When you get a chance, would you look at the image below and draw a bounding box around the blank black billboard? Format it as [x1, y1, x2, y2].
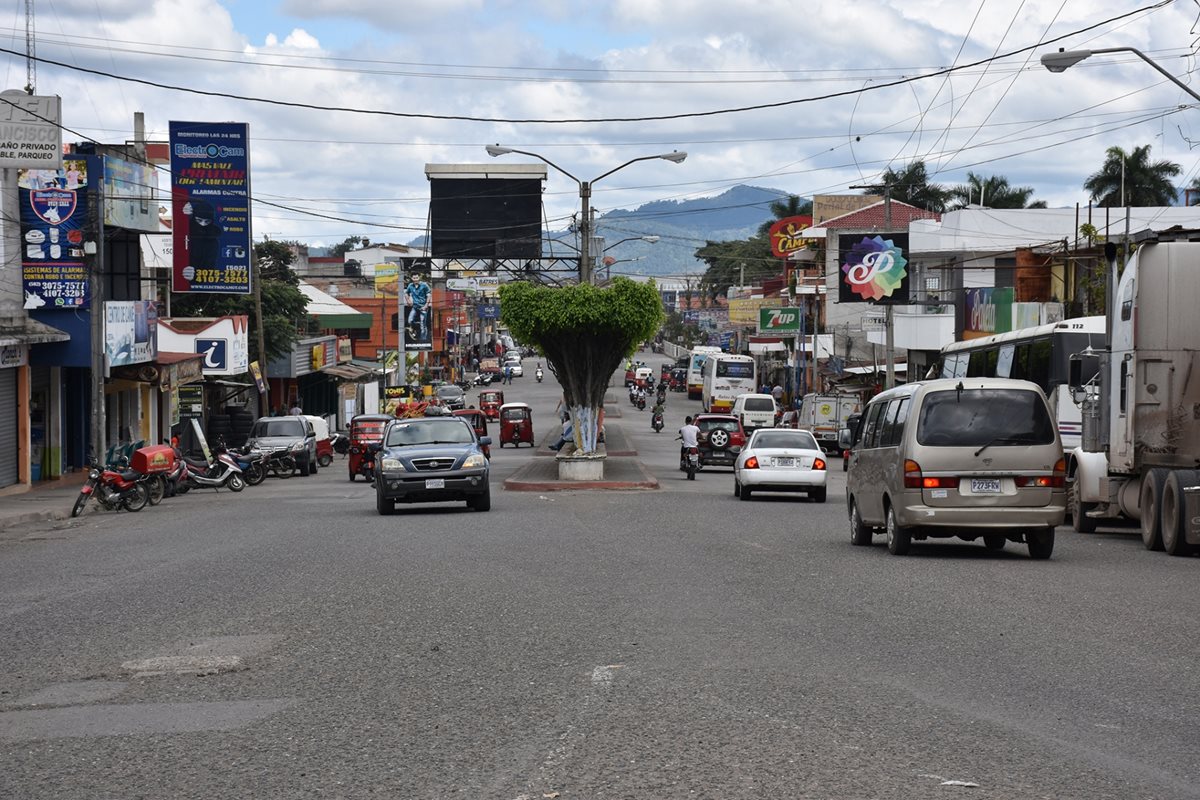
[429, 178, 542, 259]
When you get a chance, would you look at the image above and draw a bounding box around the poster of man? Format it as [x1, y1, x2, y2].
[404, 271, 432, 351]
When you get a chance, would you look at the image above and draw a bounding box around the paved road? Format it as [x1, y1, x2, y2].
[2, 355, 1197, 798]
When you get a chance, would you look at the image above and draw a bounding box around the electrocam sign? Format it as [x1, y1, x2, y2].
[838, 233, 910, 304]
[18, 157, 93, 309]
[169, 121, 252, 295]
[758, 307, 801, 333]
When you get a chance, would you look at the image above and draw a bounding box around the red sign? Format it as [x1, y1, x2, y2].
[768, 215, 814, 259]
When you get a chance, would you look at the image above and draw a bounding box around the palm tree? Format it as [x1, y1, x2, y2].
[1188, 175, 1200, 206]
[1083, 145, 1181, 207]
[756, 194, 813, 236]
[860, 159, 951, 212]
[949, 172, 1047, 209]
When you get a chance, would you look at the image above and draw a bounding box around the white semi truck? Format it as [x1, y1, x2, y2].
[797, 393, 863, 454]
[1069, 233, 1200, 555]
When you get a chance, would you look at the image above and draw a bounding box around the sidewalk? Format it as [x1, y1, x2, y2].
[0, 470, 90, 535]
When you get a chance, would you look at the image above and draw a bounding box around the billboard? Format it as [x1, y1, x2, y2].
[428, 176, 542, 259]
[837, 233, 910, 305]
[758, 307, 801, 333]
[103, 155, 158, 231]
[768, 215, 814, 258]
[104, 300, 158, 367]
[169, 121, 252, 294]
[0, 92, 62, 169]
[403, 269, 433, 352]
[18, 157, 92, 309]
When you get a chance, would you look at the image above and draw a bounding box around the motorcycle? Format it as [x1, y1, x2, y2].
[535, 367, 544, 383]
[258, 447, 297, 479]
[636, 395, 646, 411]
[70, 461, 151, 517]
[214, 438, 267, 486]
[179, 449, 246, 492]
[472, 372, 496, 386]
[108, 454, 167, 506]
[331, 431, 350, 456]
[682, 446, 700, 480]
[651, 410, 664, 433]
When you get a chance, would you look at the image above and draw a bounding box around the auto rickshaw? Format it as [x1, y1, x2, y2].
[498, 402, 534, 448]
[347, 414, 392, 481]
[669, 368, 687, 392]
[479, 389, 505, 421]
[452, 409, 491, 459]
[634, 366, 654, 389]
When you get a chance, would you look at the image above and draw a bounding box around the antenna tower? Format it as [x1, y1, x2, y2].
[25, 0, 36, 94]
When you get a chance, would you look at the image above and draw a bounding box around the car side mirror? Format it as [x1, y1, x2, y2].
[479, 436, 492, 446]
[837, 428, 852, 449]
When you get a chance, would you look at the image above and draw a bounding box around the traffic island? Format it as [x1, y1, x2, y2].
[556, 446, 606, 481]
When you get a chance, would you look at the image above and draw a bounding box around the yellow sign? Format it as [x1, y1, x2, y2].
[374, 263, 399, 299]
[728, 297, 774, 325]
[311, 344, 326, 371]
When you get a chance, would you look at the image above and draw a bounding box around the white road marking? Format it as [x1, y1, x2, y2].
[590, 664, 623, 684]
[121, 655, 242, 676]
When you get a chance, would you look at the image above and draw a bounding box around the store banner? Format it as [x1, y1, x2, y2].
[169, 121, 252, 294]
[104, 300, 159, 368]
[403, 270, 433, 352]
[0, 92, 63, 169]
[18, 156, 93, 309]
[837, 233, 910, 305]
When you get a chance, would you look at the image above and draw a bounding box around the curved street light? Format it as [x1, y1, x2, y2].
[486, 146, 685, 283]
[1041, 46, 1200, 103]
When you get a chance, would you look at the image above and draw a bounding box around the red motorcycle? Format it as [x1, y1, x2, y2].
[70, 461, 151, 517]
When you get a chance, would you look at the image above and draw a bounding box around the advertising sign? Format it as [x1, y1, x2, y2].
[758, 307, 801, 334]
[963, 287, 1014, 340]
[477, 303, 499, 320]
[837, 233, 910, 305]
[728, 297, 773, 325]
[0, 92, 62, 168]
[103, 155, 158, 231]
[104, 300, 158, 367]
[373, 262, 400, 299]
[248, 361, 266, 395]
[18, 157, 91, 309]
[159, 315, 250, 375]
[446, 278, 477, 292]
[768, 215, 814, 258]
[169, 121, 252, 294]
[403, 271, 433, 352]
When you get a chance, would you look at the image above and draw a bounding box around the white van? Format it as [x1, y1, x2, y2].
[732, 393, 777, 432]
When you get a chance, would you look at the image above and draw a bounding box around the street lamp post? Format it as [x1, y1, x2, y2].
[486, 146, 685, 284]
[1041, 47, 1200, 104]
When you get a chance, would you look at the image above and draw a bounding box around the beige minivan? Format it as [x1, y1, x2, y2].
[841, 378, 1065, 559]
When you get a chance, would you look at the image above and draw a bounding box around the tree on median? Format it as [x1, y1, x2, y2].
[499, 278, 664, 455]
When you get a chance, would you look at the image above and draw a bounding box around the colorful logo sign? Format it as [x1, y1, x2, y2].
[758, 307, 801, 333]
[169, 121, 252, 295]
[838, 233, 910, 304]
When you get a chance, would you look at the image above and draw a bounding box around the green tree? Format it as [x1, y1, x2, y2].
[756, 194, 813, 236]
[949, 172, 1046, 209]
[169, 240, 308, 364]
[695, 234, 779, 300]
[860, 159, 951, 212]
[500, 278, 663, 454]
[1188, 175, 1200, 206]
[1083, 144, 1181, 207]
[330, 236, 371, 257]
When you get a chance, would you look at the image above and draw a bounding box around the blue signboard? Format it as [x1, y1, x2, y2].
[195, 338, 228, 371]
[169, 121, 252, 294]
[478, 303, 500, 320]
[18, 156, 95, 309]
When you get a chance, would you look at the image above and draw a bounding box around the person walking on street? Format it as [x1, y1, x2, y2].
[289, 399, 302, 415]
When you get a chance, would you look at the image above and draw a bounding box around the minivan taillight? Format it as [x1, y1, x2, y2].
[1016, 459, 1066, 488]
[904, 459, 958, 489]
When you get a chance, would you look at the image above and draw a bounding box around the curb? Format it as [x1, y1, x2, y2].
[503, 459, 660, 492]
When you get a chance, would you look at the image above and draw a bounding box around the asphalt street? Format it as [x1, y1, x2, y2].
[1, 354, 1197, 799]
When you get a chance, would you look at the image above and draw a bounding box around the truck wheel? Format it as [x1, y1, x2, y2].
[1140, 468, 1169, 551]
[1027, 527, 1054, 559]
[1069, 479, 1098, 533]
[1161, 470, 1197, 557]
[885, 505, 910, 555]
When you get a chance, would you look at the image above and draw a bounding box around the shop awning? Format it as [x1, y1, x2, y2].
[299, 282, 373, 330]
[323, 363, 378, 381]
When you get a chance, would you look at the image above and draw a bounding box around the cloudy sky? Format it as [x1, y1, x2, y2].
[5, 0, 1199, 249]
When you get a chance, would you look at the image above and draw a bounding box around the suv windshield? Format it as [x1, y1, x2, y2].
[385, 419, 474, 447]
[916, 388, 1054, 447]
[437, 386, 463, 399]
[252, 419, 305, 438]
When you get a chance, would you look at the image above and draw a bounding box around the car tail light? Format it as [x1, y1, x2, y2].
[903, 459, 923, 488]
[921, 476, 959, 489]
[813, 458, 827, 471]
[1016, 460, 1066, 488]
[744, 456, 760, 469]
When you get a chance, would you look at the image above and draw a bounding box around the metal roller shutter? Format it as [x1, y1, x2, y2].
[0, 369, 16, 488]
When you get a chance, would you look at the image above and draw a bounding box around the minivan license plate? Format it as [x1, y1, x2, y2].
[971, 478, 1001, 494]
[425, 479, 445, 489]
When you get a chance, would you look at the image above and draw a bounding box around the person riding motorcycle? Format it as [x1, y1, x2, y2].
[535, 363, 544, 382]
[651, 399, 666, 430]
[635, 386, 647, 409]
[678, 415, 700, 467]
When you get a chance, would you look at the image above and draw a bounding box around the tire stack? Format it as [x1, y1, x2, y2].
[206, 413, 232, 447]
[227, 407, 255, 448]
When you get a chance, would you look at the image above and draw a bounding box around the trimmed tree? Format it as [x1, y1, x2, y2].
[500, 278, 664, 455]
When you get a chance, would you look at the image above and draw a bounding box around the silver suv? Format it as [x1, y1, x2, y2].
[247, 415, 319, 476]
[842, 378, 1065, 558]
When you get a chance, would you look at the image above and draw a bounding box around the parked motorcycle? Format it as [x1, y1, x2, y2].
[214, 437, 267, 486]
[70, 461, 151, 517]
[108, 454, 167, 506]
[331, 431, 350, 456]
[180, 449, 246, 492]
[258, 447, 297, 479]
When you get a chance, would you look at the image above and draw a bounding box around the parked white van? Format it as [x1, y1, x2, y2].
[732, 393, 777, 432]
[841, 378, 1066, 559]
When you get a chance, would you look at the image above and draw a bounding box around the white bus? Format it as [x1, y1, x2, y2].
[686, 346, 723, 400]
[702, 353, 757, 413]
[937, 316, 1105, 450]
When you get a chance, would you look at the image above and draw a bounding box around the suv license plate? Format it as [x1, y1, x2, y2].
[971, 478, 1001, 494]
[425, 479, 445, 489]
[774, 457, 795, 467]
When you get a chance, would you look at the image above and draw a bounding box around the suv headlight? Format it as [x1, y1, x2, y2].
[380, 458, 403, 472]
[290, 441, 307, 453]
[461, 453, 487, 469]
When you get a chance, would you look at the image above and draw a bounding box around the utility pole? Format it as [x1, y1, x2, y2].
[90, 178, 106, 464]
[578, 181, 593, 284]
[251, 248, 269, 411]
[883, 187, 895, 390]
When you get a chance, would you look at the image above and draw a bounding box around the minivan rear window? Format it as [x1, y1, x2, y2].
[916, 388, 1054, 447]
[743, 397, 774, 411]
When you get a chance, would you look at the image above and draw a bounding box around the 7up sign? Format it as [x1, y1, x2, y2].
[758, 307, 801, 333]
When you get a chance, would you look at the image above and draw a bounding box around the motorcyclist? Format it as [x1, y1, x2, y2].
[651, 399, 665, 429]
[678, 415, 700, 467]
[535, 363, 544, 382]
[635, 386, 647, 409]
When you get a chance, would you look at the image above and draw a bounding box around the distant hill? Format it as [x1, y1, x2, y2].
[407, 184, 797, 277]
